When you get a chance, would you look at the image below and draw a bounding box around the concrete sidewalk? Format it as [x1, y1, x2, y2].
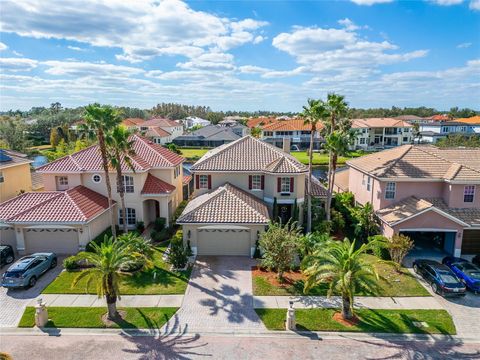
[253, 295, 443, 310]
[28, 294, 183, 308]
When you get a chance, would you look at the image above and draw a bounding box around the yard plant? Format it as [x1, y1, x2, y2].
[387, 234, 414, 272]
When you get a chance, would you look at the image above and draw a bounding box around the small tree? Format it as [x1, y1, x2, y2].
[168, 235, 188, 270]
[353, 202, 379, 243]
[387, 234, 414, 272]
[259, 221, 301, 282]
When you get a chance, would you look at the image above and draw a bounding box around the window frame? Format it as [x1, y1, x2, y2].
[385, 182, 396, 200]
[57, 176, 68, 186]
[251, 175, 262, 190]
[281, 177, 291, 193]
[118, 208, 136, 226]
[464, 185, 475, 203]
[366, 177, 371, 191]
[199, 175, 209, 189]
[121, 175, 134, 193]
[92, 174, 102, 183]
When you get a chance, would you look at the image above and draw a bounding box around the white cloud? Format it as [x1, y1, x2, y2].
[12, 50, 23, 56]
[457, 42, 472, 48]
[470, 0, 480, 10]
[42, 60, 144, 76]
[338, 18, 360, 31]
[350, 0, 394, 5]
[430, 0, 463, 5]
[0, 0, 268, 63]
[0, 42, 8, 51]
[253, 35, 266, 44]
[67, 45, 88, 52]
[0, 57, 38, 72]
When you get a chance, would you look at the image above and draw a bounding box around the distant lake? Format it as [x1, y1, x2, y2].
[32, 155, 48, 168]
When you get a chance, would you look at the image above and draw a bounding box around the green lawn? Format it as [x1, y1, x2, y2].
[255, 309, 456, 335]
[290, 151, 364, 165]
[253, 255, 430, 297]
[43, 248, 191, 295]
[19, 307, 178, 329]
[178, 148, 209, 161]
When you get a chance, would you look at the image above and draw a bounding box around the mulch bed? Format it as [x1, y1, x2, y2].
[252, 266, 305, 287]
[101, 310, 127, 327]
[332, 312, 360, 327]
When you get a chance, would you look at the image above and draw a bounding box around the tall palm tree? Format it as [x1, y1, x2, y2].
[324, 94, 349, 221]
[303, 238, 379, 320]
[81, 104, 122, 238]
[301, 99, 329, 232]
[106, 126, 136, 234]
[72, 236, 139, 319]
[324, 130, 354, 222]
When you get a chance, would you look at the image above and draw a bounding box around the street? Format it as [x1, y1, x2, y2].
[1, 332, 480, 360]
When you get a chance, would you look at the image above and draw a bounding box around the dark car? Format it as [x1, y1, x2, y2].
[0, 245, 15, 267]
[472, 255, 480, 267]
[1, 253, 57, 289]
[413, 259, 466, 297]
[443, 256, 480, 294]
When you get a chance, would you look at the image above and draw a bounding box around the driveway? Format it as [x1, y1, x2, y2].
[0, 259, 64, 327]
[164, 256, 266, 333]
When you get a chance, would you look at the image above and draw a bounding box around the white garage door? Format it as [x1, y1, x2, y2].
[24, 228, 79, 254]
[197, 229, 251, 256]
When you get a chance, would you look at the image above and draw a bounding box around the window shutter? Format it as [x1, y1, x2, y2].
[277, 177, 281, 192]
[261, 175, 265, 190]
[195, 175, 199, 189]
[208, 175, 212, 189]
[248, 175, 252, 190]
[290, 177, 294, 192]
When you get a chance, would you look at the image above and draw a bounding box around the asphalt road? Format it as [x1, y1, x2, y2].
[1, 333, 480, 360]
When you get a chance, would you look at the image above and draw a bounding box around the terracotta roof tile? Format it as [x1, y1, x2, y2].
[191, 136, 307, 174]
[0, 186, 111, 223]
[351, 118, 413, 128]
[122, 118, 145, 127]
[142, 118, 179, 127]
[308, 177, 328, 198]
[456, 116, 480, 124]
[37, 134, 183, 173]
[141, 174, 176, 195]
[145, 127, 171, 138]
[262, 119, 320, 132]
[177, 183, 269, 224]
[182, 175, 192, 185]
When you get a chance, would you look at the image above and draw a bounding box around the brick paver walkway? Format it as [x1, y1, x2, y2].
[163, 256, 266, 333]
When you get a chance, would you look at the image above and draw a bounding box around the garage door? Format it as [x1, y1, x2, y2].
[0, 227, 16, 248]
[24, 228, 79, 254]
[197, 229, 251, 256]
[462, 230, 480, 255]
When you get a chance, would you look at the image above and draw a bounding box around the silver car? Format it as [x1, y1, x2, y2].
[2, 253, 57, 289]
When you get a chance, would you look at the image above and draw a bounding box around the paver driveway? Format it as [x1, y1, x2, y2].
[164, 256, 266, 333]
[0, 260, 64, 327]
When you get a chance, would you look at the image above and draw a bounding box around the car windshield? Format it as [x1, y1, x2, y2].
[4, 270, 24, 277]
[439, 273, 460, 284]
[466, 271, 480, 280]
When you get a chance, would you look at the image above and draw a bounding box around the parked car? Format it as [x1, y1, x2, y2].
[472, 255, 480, 267]
[413, 259, 466, 297]
[442, 256, 480, 294]
[1, 253, 57, 289]
[0, 245, 15, 267]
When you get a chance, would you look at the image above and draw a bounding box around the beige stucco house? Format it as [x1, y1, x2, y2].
[336, 145, 480, 257]
[351, 118, 413, 150]
[0, 135, 185, 255]
[0, 150, 33, 203]
[177, 135, 327, 256]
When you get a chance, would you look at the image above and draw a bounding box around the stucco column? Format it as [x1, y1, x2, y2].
[78, 225, 90, 251]
[454, 230, 463, 257]
[15, 226, 26, 255]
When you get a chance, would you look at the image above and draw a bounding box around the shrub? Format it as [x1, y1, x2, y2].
[150, 228, 169, 243]
[174, 201, 188, 222]
[85, 227, 116, 252]
[154, 217, 167, 232]
[63, 256, 79, 271]
[136, 221, 145, 233]
[297, 232, 331, 258]
[168, 237, 188, 269]
[331, 209, 345, 233]
[313, 220, 332, 234]
[367, 235, 390, 260]
[387, 234, 414, 271]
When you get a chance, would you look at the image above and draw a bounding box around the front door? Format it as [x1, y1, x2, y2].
[277, 204, 292, 224]
[155, 201, 160, 218]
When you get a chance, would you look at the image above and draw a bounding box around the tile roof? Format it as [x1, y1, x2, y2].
[182, 175, 192, 185]
[352, 118, 413, 129]
[333, 168, 350, 192]
[347, 145, 480, 182]
[261, 119, 320, 132]
[425, 114, 450, 121]
[142, 118, 179, 127]
[456, 116, 480, 124]
[177, 183, 270, 224]
[376, 196, 480, 227]
[191, 136, 308, 174]
[145, 127, 171, 138]
[395, 115, 424, 121]
[246, 117, 279, 128]
[308, 177, 328, 198]
[0, 186, 111, 223]
[176, 125, 241, 142]
[122, 118, 145, 127]
[0, 149, 32, 168]
[141, 174, 176, 195]
[37, 134, 184, 173]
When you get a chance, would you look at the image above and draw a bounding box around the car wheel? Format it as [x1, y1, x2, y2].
[28, 276, 37, 288]
[5, 255, 14, 264]
[431, 283, 439, 294]
[413, 264, 419, 274]
[50, 258, 57, 269]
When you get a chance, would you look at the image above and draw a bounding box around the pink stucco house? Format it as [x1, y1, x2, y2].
[336, 145, 480, 257]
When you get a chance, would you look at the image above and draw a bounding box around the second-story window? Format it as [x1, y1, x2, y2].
[464, 185, 475, 203]
[366, 177, 371, 191]
[385, 182, 396, 199]
[278, 177, 293, 193]
[199, 175, 209, 189]
[250, 175, 263, 190]
[121, 175, 134, 193]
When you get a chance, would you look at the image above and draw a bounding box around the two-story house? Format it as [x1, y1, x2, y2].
[351, 118, 413, 150]
[0, 150, 33, 203]
[419, 121, 480, 143]
[0, 135, 184, 255]
[122, 117, 184, 145]
[176, 136, 327, 256]
[337, 145, 480, 257]
[259, 119, 323, 150]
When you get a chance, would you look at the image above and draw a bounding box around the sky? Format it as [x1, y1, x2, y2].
[0, 0, 479, 112]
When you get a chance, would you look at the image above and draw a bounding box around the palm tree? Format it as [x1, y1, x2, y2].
[303, 238, 379, 320]
[106, 126, 136, 234]
[81, 104, 122, 238]
[324, 94, 349, 221]
[301, 99, 329, 232]
[72, 236, 139, 319]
